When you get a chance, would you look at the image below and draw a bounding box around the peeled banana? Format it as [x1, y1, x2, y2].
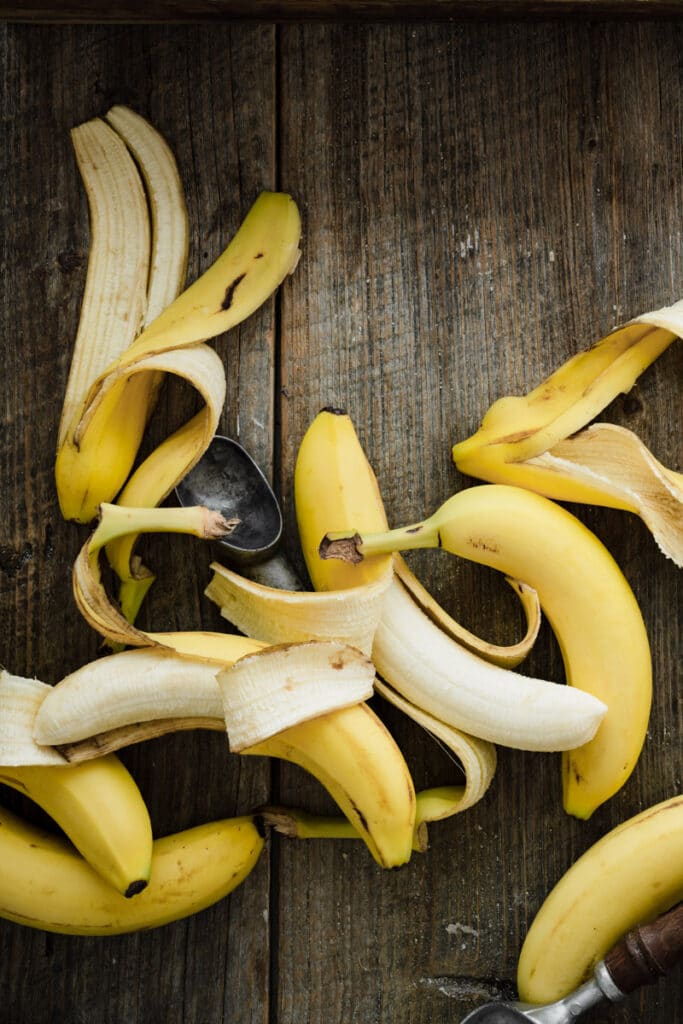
[321, 480, 652, 818]
[517, 794, 683, 1004]
[33, 638, 414, 870]
[0, 803, 263, 935]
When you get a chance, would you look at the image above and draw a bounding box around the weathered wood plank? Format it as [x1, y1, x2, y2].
[0, 17, 680, 1024]
[0, 22, 276, 1024]
[3, 0, 683, 23]
[276, 20, 682, 1024]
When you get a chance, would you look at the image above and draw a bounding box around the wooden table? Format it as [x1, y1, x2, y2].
[1, 11, 681, 1023]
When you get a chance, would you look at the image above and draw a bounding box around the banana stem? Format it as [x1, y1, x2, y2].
[261, 808, 358, 841]
[320, 520, 438, 563]
[90, 502, 239, 553]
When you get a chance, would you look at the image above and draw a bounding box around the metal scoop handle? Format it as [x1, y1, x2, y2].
[602, 899, 683, 995]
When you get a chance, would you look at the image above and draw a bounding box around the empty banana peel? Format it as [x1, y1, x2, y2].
[452, 300, 683, 566]
[56, 107, 302, 626]
[73, 502, 240, 650]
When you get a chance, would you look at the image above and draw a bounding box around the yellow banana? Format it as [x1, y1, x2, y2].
[293, 409, 500, 830]
[32, 625, 413, 870]
[243, 703, 416, 867]
[0, 803, 263, 935]
[517, 794, 683, 1004]
[320, 483, 652, 819]
[452, 302, 683, 564]
[0, 668, 153, 896]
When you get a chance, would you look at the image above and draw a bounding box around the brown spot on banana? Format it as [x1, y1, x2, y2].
[221, 272, 247, 311]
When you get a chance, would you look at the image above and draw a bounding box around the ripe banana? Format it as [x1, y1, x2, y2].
[452, 301, 683, 565]
[293, 408, 501, 830]
[32, 638, 414, 870]
[517, 794, 683, 1004]
[321, 483, 652, 819]
[0, 803, 263, 935]
[0, 669, 153, 896]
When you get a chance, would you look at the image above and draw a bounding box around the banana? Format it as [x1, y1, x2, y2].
[0, 803, 263, 935]
[293, 408, 502, 830]
[32, 637, 413, 870]
[321, 483, 652, 819]
[516, 794, 683, 1004]
[243, 702, 416, 867]
[0, 668, 153, 896]
[452, 301, 683, 565]
[56, 107, 301, 631]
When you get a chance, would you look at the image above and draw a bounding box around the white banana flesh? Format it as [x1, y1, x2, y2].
[32, 648, 226, 746]
[372, 577, 607, 751]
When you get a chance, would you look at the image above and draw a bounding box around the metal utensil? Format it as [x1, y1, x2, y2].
[460, 902, 683, 1023]
[175, 435, 304, 590]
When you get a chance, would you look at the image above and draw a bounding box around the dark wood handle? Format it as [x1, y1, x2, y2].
[603, 903, 683, 995]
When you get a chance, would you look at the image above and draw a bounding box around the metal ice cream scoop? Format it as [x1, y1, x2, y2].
[460, 902, 683, 1023]
[175, 434, 303, 590]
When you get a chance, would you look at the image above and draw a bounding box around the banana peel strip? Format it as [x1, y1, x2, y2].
[375, 679, 497, 820]
[0, 672, 67, 766]
[453, 300, 682, 563]
[528, 424, 683, 567]
[59, 108, 302, 625]
[393, 555, 541, 669]
[205, 560, 394, 657]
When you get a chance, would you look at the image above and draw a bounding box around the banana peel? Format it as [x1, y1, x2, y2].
[452, 301, 683, 566]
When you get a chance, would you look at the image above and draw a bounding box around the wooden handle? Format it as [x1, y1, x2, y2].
[603, 902, 683, 995]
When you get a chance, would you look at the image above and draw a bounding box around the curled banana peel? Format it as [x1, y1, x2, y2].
[321, 484, 652, 819]
[452, 301, 683, 566]
[516, 794, 683, 1004]
[56, 107, 302, 622]
[0, 669, 153, 896]
[0, 803, 263, 935]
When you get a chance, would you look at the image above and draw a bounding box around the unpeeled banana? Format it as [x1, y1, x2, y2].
[0, 803, 263, 935]
[517, 794, 683, 1004]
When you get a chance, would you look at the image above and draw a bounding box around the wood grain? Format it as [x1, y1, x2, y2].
[0, 23, 276, 1024]
[0, 16, 681, 1024]
[3, 0, 683, 23]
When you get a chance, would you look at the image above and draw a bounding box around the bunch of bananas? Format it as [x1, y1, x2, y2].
[0, 105, 680, 1008]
